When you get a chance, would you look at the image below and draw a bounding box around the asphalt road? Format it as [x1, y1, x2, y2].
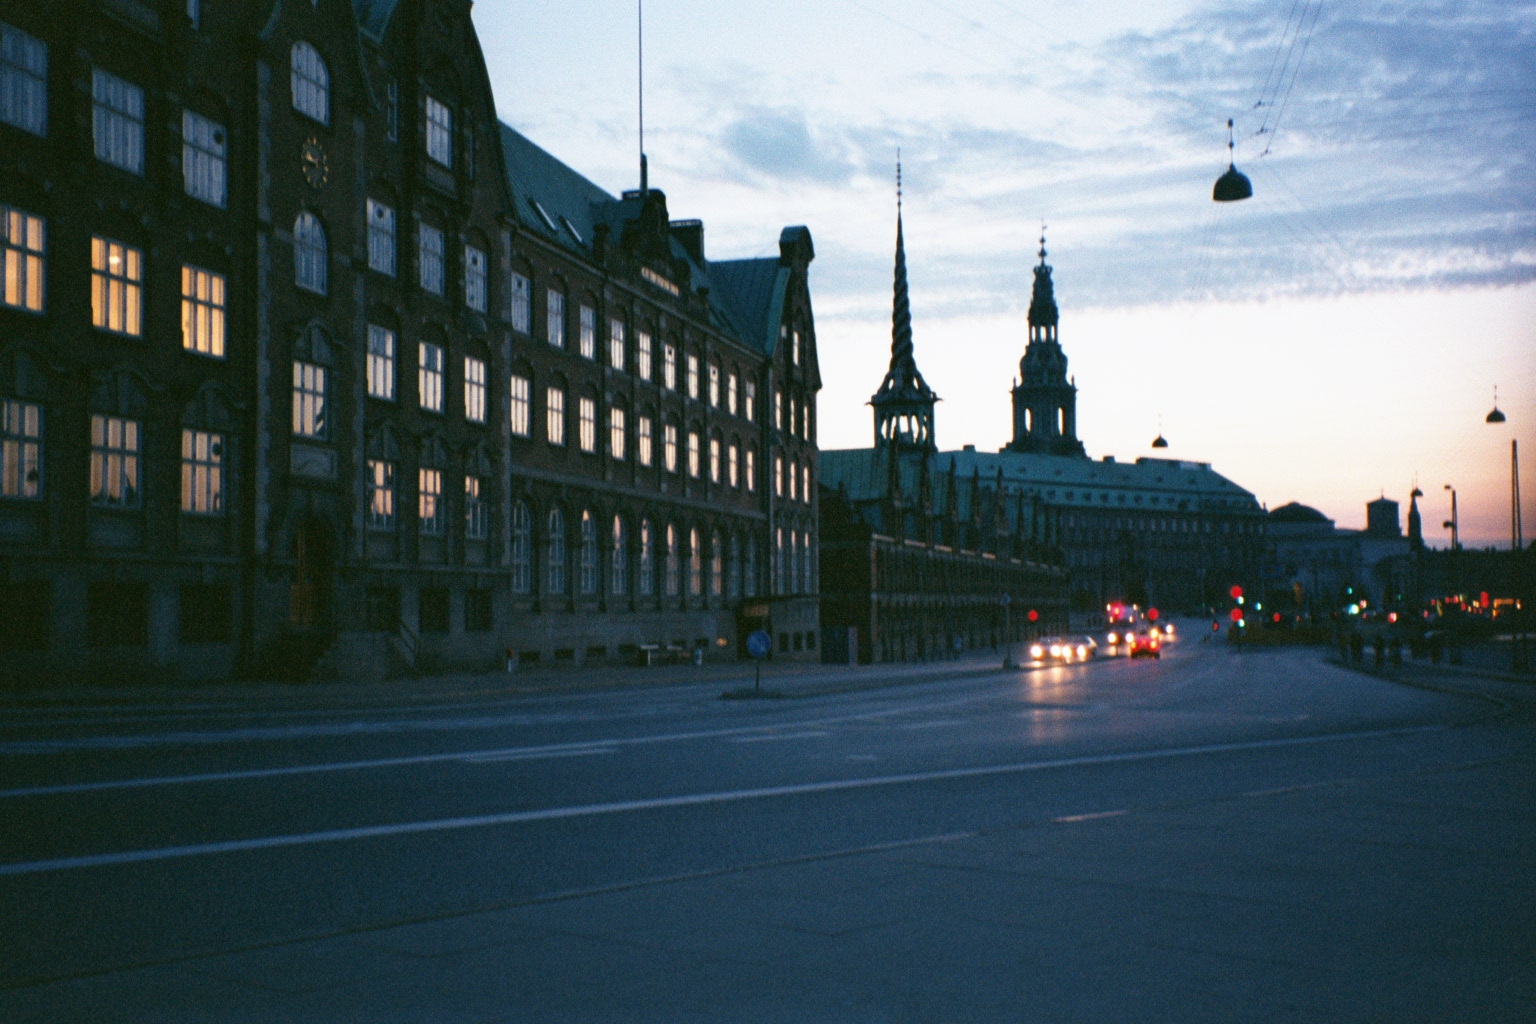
[2, 630, 1532, 1022]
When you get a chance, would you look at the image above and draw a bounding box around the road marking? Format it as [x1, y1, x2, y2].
[460, 746, 615, 763]
[0, 723, 1447, 878]
[1053, 809, 1128, 823]
[897, 719, 965, 730]
[729, 731, 830, 744]
[0, 690, 1017, 799]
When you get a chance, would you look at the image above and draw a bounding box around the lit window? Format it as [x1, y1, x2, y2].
[774, 455, 783, 497]
[1, 399, 42, 499]
[727, 372, 738, 415]
[710, 531, 723, 597]
[181, 111, 226, 207]
[463, 478, 488, 543]
[792, 328, 801, 365]
[464, 356, 486, 423]
[708, 363, 719, 407]
[663, 423, 677, 473]
[367, 200, 395, 276]
[745, 448, 755, 492]
[92, 69, 143, 174]
[290, 42, 328, 124]
[687, 431, 700, 479]
[418, 342, 444, 413]
[418, 467, 443, 535]
[546, 508, 566, 594]
[687, 354, 699, 399]
[1, 204, 45, 313]
[90, 414, 139, 508]
[293, 212, 326, 294]
[509, 272, 530, 333]
[728, 444, 738, 488]
[464, 245, 486, 312]
[367, 459, 395, 530]
[745, 380, 755, 422]
[546, 289, 565, 348]
[509, 374, 530, 437]
[638, 520, 654, 596]
[579, 304, 595, 359]
[366, 324, 395, 400]
[425, 95, 452, 167]
[637, 330, 652, 380]
[546, 386, 565, 445]
[610, 406, 625, 460]
[0, 22, 47, 136]
[579, 510, 598, 594]
[511, 501, 531, 593]
[803, 463, 811, 503]
[180, 266, 226, 358]
[790, 398, 797, 439]
[578, 396, 596, 453]
[638, 415, 652, 467]
[180, 429, 223, 515]
[419, 223, 444, 296]
[663, 343, 676, 390]
[91, 236, 142, 336]
[709, 437, 720, 484]
[775, 389, 783, 431]
[789, 458, 797, 501]
[292, 361, 327, 438]
[609, 319, 625, 370]
[610, 515, 627, 596]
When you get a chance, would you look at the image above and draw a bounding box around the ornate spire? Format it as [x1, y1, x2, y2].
[1027, 224, 1058, 331]
[871, 153, 938, 450]
[890, 155, 914, 374]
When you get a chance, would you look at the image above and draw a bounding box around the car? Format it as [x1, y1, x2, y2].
[1127, 632, 1161, 659]
[1027, 636, 1095, 663]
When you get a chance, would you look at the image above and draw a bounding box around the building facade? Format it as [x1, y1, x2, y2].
[821, 229, 1267, 619]
[0, 0, 819, 683]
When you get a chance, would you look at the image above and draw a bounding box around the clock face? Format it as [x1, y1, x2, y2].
[301, 138, 328, 188]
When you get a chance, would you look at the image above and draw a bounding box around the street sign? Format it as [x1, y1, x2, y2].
[746, 630, 771, 659]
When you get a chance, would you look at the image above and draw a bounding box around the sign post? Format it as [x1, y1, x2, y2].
[1001, 593, 1014, 669]
[746, 629, 771, 693]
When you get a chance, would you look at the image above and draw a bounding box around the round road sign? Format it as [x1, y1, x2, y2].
[746, 630, 772, 659]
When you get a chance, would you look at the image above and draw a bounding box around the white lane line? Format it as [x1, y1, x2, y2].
[0, 722, 1446, 878]
[728, 731, 830, 744]
[1053, 809, 1128, 823]
[0, 690, 1018, 799]
[897, 719, 964, 730]
[460, 746, 616, 763]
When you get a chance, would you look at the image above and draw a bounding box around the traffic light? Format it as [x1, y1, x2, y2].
[1027, 609, 1038, 622]
[1229, 585, 1243, 600]
[1146, 607, 1159, 622]
[1229, 607, 1242, 623]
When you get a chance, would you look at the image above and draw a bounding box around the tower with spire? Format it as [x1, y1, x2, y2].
[1007, 231, 1085, 457]
[870, 160, 938, 453]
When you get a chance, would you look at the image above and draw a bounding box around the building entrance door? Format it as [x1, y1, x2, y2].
[289, 518, 334, 630]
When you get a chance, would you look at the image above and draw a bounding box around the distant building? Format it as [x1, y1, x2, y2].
[1266, 500, 1412, 613]
[821, 229, 1266, 618]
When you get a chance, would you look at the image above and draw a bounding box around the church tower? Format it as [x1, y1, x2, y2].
[870, 166, 938, 453]
[1007, 233, 1086, 457]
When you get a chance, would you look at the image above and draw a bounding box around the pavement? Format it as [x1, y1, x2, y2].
[2, 632, 1532, 1022]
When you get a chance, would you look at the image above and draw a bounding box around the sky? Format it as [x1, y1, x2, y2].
[472, 0, 1536, 548]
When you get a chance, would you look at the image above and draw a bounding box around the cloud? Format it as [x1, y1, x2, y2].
[719, 108, 859, 186]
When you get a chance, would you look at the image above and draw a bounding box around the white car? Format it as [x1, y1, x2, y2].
[1028, 636, 1098, 663]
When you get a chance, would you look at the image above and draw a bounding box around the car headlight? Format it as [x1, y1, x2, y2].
[1030, 645, 1043, 658]
[1049, 645, 1061, 657]
[1107, 632, 1118, 644]
[1077, 645, 1087, 657]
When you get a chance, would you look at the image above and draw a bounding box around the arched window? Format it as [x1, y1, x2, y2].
[290, 42, 329, 124]
[610, 514, 627, 596]
[294, 212, 327, 294]
[511, 501, 531, 593]
[664, 523, 679, 597]
[689, 527, 702, 597]
[638, 518, 654, 597]
[579, 510, 598, 595]
[546, 508, 566, 595]
[728, 533, 741, 599]
[744, 535, 757, 597]
[710, 530, 723, 597]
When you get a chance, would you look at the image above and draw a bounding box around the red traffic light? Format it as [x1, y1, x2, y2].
[1146, 607, 1159, 621]
[1211, 621, 1220, 631]
[1229, 607, 1243, 623]
[1272, 612, 1281, 623]
[1027, 609, 1038, 622]
[1229, 585, 1243, 600]
[1480, 591, 1490, 609]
